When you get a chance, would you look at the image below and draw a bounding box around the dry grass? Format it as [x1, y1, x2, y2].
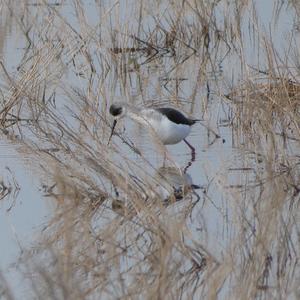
[0, 0, 299, 299]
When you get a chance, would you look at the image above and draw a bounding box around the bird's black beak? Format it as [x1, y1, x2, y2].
[108, 119, 117, 145]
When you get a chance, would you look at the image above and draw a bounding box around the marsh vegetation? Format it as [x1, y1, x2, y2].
[0, 0, 299, 299]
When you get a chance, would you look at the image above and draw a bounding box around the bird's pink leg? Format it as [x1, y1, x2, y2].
[183, 139, 196, 173]
[184, 139, 196, 159]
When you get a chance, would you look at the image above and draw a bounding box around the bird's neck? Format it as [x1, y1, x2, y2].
[127, 111, 148, 126]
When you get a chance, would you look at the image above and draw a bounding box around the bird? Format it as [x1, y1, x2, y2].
[108, 102, 199, 153]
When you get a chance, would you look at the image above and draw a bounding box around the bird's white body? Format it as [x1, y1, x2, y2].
[146, 114, 191, 144]
[128, 108, 192, 145]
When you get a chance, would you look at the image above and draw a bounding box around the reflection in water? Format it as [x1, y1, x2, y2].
[155, 166, 201, 204]
[111, 166, 201, 215]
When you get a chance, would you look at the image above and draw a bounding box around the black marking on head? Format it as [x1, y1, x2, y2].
[156, 107, 196, 126]
[109, 104, 123, 117]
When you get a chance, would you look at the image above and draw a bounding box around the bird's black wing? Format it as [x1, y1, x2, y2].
[156, 107, 196, 126]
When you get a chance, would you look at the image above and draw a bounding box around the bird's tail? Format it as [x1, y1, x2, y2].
[189, 119, 203, 125]
[192, 119, 220, 138]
